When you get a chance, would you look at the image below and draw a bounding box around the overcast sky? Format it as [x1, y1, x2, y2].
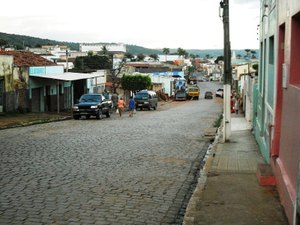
[0, 0, 260, 50]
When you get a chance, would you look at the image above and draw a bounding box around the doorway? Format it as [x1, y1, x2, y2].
[0, 79, 3, 112]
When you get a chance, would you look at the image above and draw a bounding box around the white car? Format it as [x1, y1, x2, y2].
[216, 88, 224, 98]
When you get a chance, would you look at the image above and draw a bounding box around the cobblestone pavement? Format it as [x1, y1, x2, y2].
[0, 91, 222, 225]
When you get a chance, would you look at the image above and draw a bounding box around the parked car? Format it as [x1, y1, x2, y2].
[72, 93, 111, 120]
[205, 91, 213, 99]
[102, 94, 113, 109]
[216, 88, 224, 98]
[134, 90, 158, 110]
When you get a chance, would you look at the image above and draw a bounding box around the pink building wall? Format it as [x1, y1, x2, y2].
[271, 1, 300, 224]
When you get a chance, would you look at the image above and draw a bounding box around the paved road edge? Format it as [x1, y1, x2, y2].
[182, 125, 222, 225]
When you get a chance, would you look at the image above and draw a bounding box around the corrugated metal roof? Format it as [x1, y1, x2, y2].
[30, 72, 102, 81]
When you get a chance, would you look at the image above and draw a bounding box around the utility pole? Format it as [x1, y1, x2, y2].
[57, 81, 60, 114]
[220, 0, 232, 142]
[110, 54, 116, 93]
[66, 50, 69, 72]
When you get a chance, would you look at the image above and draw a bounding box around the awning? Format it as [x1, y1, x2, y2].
[30, 72, 103, 81]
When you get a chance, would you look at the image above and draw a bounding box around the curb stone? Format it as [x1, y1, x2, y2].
[0, 116, 72, 130]
[182, 125, 222, 225]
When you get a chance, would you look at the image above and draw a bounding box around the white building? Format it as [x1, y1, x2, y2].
[131, 72, 176, 97]
[80, 43, 126, 53]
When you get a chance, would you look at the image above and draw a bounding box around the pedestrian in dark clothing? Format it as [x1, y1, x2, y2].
[111, 93, 118, 110]
[128, 96, 135, 117]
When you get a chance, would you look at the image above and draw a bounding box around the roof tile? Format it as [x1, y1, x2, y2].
[0, 50, 56, 67]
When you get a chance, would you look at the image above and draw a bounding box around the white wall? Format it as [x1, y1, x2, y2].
[80, 43, 126, 53]
[87, 70, 107, 94]
[151, 75, 175, 96]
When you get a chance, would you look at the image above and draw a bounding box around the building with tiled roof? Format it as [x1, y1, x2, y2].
[124, 61, 183, 74]
[0, 50, 107, 113]
[0, 51, 59, 112]
[0, 50, 56, 67]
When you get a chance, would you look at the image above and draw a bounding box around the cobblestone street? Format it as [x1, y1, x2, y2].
[0, 89, 222, 225]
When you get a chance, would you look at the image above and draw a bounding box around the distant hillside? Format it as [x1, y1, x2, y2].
[126, 45, 162, 55]
[0, 32, 163, 54]
[185, 49, 224, 58]
[0, 32, 79, 50]
[0, 32, 258, 58]
[126, 47, 226, 58]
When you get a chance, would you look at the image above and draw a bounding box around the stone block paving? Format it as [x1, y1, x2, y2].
[212, 130, 265, 173]
[0, 98, 221, 224]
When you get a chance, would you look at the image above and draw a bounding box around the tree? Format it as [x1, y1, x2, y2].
[110, 58, 127, 93]
[137, 53, 145, 61]
[163, 48, 170, 61]
[73, 55, 112, 71]
[214, 56, 224, 64]
[177, 48, 186, 58]
[244, 49, 257, 61]
[124, 52, 135, 61]
[149, 54, 159, 61]
[250, 50, 257, 59]
[184, 51, 189, 59]
[87, 51, 94, 56]
[121, 74, 152, 92]
[0, 39, 8, 47]
[189, 54, 196, 59]
[252, 64, 259, 76]
[100, 46, 109, 55]
[187, 66, 196, 77]
[244, 49, 251, 59]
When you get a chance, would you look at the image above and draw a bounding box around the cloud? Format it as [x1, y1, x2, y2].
[0, 0, 260, 50]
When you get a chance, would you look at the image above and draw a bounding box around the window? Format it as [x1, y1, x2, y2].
[290, 12, 300, 85]
[269, 36, 274, 65]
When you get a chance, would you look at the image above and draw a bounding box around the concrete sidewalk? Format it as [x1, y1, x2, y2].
[0, 112, 72, 130]
[183, 114, 289, 225]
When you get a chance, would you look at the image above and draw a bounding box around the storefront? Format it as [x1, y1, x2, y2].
[29, 66, 106, 112]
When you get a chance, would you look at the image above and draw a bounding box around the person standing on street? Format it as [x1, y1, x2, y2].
[230, 96, 235, 113]
[117, 97, 125, 117]
[111, 93, 118, 111]
[128, 96, 135, 117]
[234, 95, 239, 114]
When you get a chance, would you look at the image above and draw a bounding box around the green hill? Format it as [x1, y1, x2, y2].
[0, 32, 257, 58]
[126, 45, 161, 55]
[0, 32, 79, 50]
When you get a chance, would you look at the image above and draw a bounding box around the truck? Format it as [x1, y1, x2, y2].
[72, 93, 111, 120]
[173, 78, 187, 101]
[187, 85, 200, 100]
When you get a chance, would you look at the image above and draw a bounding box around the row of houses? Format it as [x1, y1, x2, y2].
[0, 48, 195, 113]
[3, 39, 230, 114]
[235, 1, 300, 224]
[0, 51, 108, 113]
